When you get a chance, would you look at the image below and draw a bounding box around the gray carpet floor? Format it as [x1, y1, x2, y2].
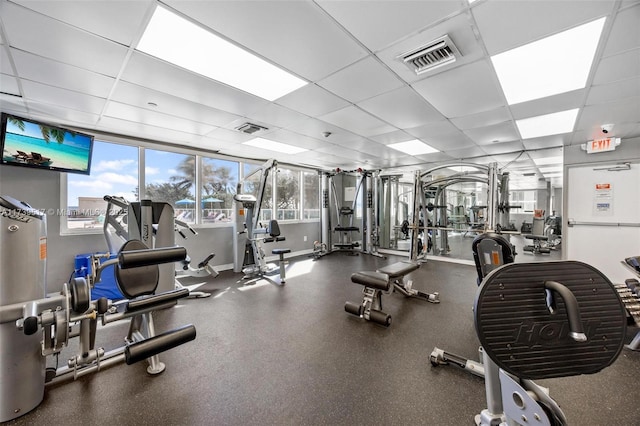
[5, 251, 639, 426]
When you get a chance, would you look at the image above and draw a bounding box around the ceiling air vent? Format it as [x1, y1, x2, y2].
[398, 35, 461, 75]
[235, 122, 268, 134]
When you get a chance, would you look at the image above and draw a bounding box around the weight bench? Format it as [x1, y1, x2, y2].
[344, 261, 439, 327]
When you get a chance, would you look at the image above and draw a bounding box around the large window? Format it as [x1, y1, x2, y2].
[65, 141, 138, 231]
[144, 149, 195, 222]
[63, 138, 320, 234]
[276, 168, 300, 220]
[303, 171, 319, 220]
[509, 190, 537, 214]
[201, 157, 238, 223]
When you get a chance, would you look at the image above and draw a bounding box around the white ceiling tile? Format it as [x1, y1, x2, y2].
[316, 0, 462, 51]
[601, 3, 640, 57]
[165, 0, 368, 81]
[103, 102, 217, 135]
[1, 1, 129, 77]
[521, 134, 572, 150]
[369, 130, 414, 145]
[11, 49, 116, 98]
[449, 107, 512, 130]
[587, 77, 640, 105]
[413, 60, 505, 118]
[12, 0, 154, 46]
[246, 103, 310, 129]
[358, 86, 444, 129]
[1, 47, 13, 75]
[480, 141, 525, 155]
[509, 90, 585, 120]
[287, 117, 363, 143]
[576, 96, 640, 132]
[205, 128, 254, 144]
[377, 13, 486, 85]
[319, 105, 396, 137]
[110, 81, 241, 127]
[464, 121, 519, 145]
[276, 84, 350, 117]
[592, 49, 640, 85]
[121, 52, 270, 116]
[20, 102, 100, 126]
[473, 0, 613, 55]
[405, 120, 470, 139]
[414, 152, 457, 163]
[97, 116, 213, 147]
[0, 93, 27, 113]
[21, 80, 107, 115]
[318, 57, 404, 103]
[0, 73, 20, 96]
[263, 129, 326, 151]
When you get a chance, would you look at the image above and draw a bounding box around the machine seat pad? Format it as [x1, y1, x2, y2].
[351, 271, 390, 291]
[377, 261, 420, 279]
[272, 248, 291, 255]
[475, 261, 626, 380]
[126, 288, 190, 312]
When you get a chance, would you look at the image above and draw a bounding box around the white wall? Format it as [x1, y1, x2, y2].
[563, 136, 640, 283]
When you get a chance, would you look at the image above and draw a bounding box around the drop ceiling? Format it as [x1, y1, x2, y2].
[1, 0, 639, 190]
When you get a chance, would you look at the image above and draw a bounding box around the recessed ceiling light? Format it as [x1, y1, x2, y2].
[137, 6, 307, 101]
[532, 156, 563, 166]
[243, 138, 308, 154]
[491, 18, 605, 105]
[516, 109, 579, 139]
[388, 140, 439, 155]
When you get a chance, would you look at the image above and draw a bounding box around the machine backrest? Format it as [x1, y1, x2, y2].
[531, 216, 546, 236]
[268, 219, 281, 237]
[114, 240, 159, 299]
[472, 233, 515, 284]
[474, 261, 626, 380]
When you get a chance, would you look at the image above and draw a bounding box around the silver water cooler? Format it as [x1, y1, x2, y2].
[0, 196, 47, 422]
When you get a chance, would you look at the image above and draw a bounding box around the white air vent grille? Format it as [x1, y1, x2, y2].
[235, 122, 268, 134]
[398, 35, 461, 75]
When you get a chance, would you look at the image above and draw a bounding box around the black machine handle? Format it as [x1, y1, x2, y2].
[124, 324, 196, 365]
[118, 247, 187, 269]
[544, 280, 587, 342]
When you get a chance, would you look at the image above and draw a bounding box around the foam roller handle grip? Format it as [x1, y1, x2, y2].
[119, 247, 187, 269]
[124, 324, 196, 365]
[23, 316, 39, 335]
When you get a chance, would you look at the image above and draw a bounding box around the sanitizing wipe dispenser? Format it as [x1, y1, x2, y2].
[0, 195, 47, 422]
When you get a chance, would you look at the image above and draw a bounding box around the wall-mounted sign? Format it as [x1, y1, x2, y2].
[582, 137, 621, 154]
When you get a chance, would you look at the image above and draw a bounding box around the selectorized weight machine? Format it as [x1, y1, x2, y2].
[103, 195, 217, 297]
[430, 233, 627, 425]
[0, 195, 196, 423]
[232, 159, 290, 284]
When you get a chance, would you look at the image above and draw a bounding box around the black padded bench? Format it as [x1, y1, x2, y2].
[344, 261, 439, 327]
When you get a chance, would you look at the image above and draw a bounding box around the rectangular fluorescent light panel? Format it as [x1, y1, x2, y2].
[388, 140, 439, 155]
[532, 156, 563, 166]
[243, 138, 308, 154]
[516, 109, 579, 139]
[491, 18, 605, 105]
[137, 6, 307, 101]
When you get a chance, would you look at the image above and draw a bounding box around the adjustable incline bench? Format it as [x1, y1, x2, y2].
[345, 261, 439, 327]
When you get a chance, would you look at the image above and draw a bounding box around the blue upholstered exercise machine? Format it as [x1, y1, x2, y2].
[0, 195, 197, 423]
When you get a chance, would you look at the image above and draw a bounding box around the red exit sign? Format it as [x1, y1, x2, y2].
[586, 137, 620, 154]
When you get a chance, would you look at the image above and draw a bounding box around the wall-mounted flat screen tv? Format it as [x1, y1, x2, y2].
[1, 112, 94, 175]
